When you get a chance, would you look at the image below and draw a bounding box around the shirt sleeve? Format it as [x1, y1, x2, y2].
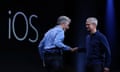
[38, 37, 45, 60]
[38, 38, 45, 49]
[100, 35, 111, 68]
[54, 31, 71, 51]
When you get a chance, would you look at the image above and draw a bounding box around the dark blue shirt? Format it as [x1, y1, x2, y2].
[86, 31, 111, 68]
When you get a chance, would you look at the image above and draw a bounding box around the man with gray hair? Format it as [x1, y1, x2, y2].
[38, 16, 78, 72]
[85, 17, 111, 72]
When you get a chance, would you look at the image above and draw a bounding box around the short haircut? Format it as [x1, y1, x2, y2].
[86, 17, 98, 26]
[57, 16, 71, 25]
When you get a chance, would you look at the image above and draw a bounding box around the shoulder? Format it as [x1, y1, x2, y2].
[96, 31, 107, 40]
[54, 26, 64, 35]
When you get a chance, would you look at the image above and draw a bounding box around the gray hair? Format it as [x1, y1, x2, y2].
[86, 17, 98, 26]
[57, 16, 71, 25]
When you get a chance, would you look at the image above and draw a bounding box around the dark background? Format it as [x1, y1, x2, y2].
[0, 0, 120, 72]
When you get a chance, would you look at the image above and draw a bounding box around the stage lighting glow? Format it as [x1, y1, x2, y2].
[105, 0, 115, 42]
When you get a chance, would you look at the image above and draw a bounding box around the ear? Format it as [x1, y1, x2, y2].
[93, 23, 97, 27]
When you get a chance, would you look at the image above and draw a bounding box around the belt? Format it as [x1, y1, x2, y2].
[44, 48, 63, 55]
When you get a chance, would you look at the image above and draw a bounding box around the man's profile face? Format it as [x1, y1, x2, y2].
[86, 21, 95, 31]
[63, 22, 70, 31]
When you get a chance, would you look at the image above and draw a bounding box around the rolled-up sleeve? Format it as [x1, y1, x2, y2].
[38, 38, 45, 60]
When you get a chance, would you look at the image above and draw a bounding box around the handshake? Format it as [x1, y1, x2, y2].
[70, 47, 79, 52]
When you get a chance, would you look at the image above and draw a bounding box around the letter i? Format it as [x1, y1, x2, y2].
[8, 10, 12, 39]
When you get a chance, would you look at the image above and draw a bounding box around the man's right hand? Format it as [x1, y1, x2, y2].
[70, 47, 78, 52]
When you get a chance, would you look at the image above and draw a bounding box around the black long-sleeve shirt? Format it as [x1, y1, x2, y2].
[86, 31, 111, 68]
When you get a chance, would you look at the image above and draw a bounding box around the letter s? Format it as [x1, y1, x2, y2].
[29, 15, 38, 43]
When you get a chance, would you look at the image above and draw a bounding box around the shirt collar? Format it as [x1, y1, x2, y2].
[90, 30, 99, 36]
[55, 25, 64, 31]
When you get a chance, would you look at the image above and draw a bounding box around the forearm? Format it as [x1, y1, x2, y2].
[105, 50, 111, 68]
[54, 41, 71, 50]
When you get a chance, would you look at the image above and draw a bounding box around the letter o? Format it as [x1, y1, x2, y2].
[12, 12, 28, 41]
